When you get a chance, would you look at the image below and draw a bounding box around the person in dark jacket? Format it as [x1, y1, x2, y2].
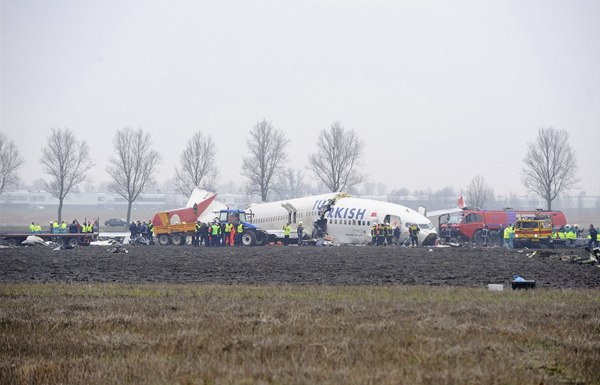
[588, 224, 599, 248]
[129, 221, 138, 239]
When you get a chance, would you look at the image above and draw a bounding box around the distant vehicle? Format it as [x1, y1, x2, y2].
[104, 218, 128, 227]
[440, 209, 567, 245]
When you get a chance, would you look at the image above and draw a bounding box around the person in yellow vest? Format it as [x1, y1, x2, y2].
[565, 225, 576, 246]
[283, 223, 291, 246]
[60, 221, 67, 234]
[193, 221, 201, 247]
[503, 225, 511, 249]
[224, 221, 233, 246]
[211, 221, 220, 247]
[87, 222, 94, 233]
[236, 223, 244, 246]
[371, 224, 377, 246]
[147, 220, 154, 244]
[29, 222, 36, 233]
[52, 221, 59, 234]
[508, 225, 515, 249]
[35, 223, 42, 233]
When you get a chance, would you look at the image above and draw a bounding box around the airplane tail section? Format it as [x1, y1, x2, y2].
[458, 193, 465, 209]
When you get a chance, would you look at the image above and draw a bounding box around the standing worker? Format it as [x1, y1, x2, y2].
[481, 225, 489, 247]
[283, 223, 291, 246]
[236, 222, 244, 246]
[393, 225, 401, 246]
[588, 224, 599, 248]
[409, 223, 420, 247]
[297, 222, 304, 246]
[224, 221, 233, 246]
[371, 224, 378, 246]
[503, 225, 511, 249]
[193, 221, 201, 247]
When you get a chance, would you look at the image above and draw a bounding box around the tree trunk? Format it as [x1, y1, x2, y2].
[58, 198, 64, 223]
[127, 201, 133, 224]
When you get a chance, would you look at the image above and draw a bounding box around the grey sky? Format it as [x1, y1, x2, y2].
[2, 0, 599, 196]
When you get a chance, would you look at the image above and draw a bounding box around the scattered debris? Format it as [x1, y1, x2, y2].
[107, 245, 128, 253]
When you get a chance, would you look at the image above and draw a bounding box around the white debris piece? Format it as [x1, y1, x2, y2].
[21, 236, 45, 246]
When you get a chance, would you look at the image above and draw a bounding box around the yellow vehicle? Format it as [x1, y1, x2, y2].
[513, 216, 553, 248]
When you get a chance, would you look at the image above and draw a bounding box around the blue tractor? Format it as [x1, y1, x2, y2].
[216, 209, 269, 246]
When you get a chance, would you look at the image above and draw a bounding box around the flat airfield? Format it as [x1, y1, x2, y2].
[0, 244, 598, 287]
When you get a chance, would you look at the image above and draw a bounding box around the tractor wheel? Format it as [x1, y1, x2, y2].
[242, 231, 257, 246]
[170, 234, 183, 245]
[68, 238, 79, 247]
[158, 234, 170, 246]
[472, 230, 483, 245]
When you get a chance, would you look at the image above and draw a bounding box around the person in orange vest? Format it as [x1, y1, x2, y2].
[229, 222, 236, 246]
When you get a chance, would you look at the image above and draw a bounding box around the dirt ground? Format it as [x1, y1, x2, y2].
[1, 244, 599, 288]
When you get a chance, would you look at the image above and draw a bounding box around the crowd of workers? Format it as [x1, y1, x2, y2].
[29, 219, 98, 234]
[369, 223, 421, 246]
[129, 220, 155, 244]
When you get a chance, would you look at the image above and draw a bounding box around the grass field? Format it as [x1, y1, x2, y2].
[1, 284, 599, 385]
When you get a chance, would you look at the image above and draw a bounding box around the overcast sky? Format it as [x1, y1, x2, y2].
[1, 0, 599, 197]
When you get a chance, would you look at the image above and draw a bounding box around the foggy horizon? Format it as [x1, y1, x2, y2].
[2, 0, 599, 197]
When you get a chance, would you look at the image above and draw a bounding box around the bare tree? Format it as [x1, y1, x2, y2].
[40, 128, 95, 221]
[174, 131, 218, 196]
[466, 175, 493, 209]
[107, 127, 160, 223]
[242, 119, 289, 202]
[0, 132, 24, 194]
[273, 168, 309, 200]
[521, 127, 578, 210]
[308, 122, 365, 192]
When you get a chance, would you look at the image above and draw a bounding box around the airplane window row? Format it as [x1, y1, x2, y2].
[329, 219, 371, 226]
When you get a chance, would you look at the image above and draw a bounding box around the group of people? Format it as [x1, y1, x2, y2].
[29, 219, 97, 234]
[369, 223, 420, 247]
[129, 220, 154, 244]
[191, 220, 245, 247]
[497, 223, 597, 249]
[282, 222, 304, 246]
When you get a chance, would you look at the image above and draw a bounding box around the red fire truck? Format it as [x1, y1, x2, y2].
[440, 209, 567, 244]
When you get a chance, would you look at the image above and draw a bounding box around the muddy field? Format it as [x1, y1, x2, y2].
[1, 244, 599, 288]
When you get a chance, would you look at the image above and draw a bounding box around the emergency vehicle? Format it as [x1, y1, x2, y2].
[441, 209, 567, 244]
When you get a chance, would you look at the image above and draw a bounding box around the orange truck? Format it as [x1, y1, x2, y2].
[151, 195, 217, 245]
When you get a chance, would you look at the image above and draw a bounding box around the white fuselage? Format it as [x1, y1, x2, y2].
[247, 193, 438, 245]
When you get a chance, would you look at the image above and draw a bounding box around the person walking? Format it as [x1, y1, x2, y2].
[297, 222, 304, 246]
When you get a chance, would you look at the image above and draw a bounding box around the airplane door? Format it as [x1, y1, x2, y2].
[386, 214, 403, 239]
[385, 214, 402, 228]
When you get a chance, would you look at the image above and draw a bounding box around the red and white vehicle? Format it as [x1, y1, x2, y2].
[440, 209, 567, 244]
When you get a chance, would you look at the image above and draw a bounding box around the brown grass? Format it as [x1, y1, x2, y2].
[1, 284, 599, 385]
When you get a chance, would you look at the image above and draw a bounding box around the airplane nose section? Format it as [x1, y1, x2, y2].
[422, 232, 437, 246]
